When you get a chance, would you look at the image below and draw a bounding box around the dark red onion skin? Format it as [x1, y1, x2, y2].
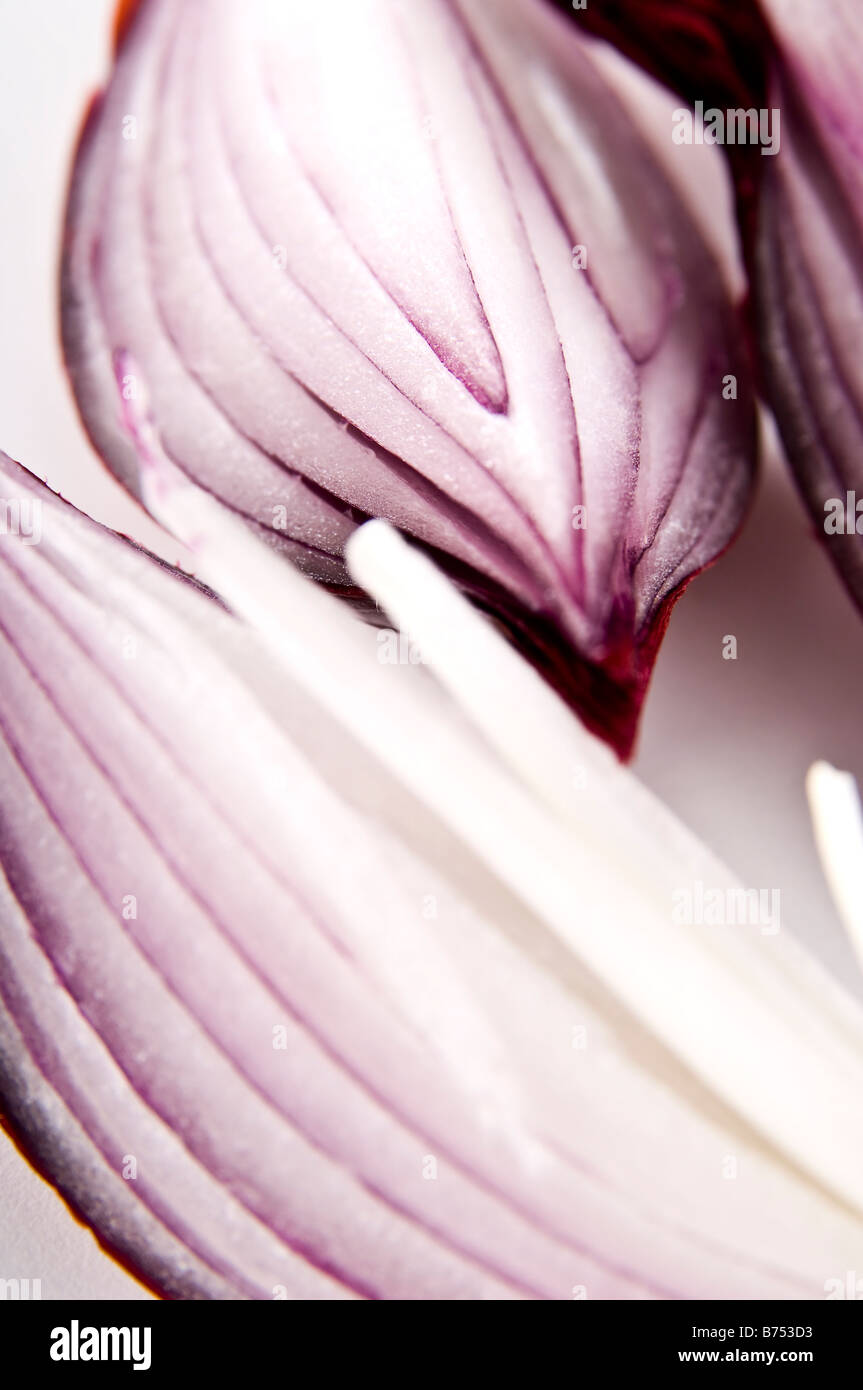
[113, 0, 145, 54]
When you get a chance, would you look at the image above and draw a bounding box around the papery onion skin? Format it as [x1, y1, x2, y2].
[755, 0, 863, 612]
[60, 0, 755, 758]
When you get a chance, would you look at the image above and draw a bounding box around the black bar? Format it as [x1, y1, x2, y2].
[2, 1297, 861, 1374]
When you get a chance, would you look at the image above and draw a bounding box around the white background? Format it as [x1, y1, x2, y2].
[1, 0, 862, 1300]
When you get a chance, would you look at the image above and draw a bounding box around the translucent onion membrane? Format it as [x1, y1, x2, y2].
[60, 0, 756, 757]
[2, 449, 863, 1301]
[756, 0, 863, 609]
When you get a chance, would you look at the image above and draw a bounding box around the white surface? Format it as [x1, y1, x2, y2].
[638, 421, 863, 992]
[0, 1131, 152, 1300]
[0, 0, 860, 1301]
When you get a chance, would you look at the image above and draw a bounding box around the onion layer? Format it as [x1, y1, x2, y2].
[60, 0, 755, 755]
[1, 450, 862, 1300]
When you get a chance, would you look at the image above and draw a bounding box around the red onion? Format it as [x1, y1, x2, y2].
[3, 449, 863, 1300]
[60, 0, 755, 756]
